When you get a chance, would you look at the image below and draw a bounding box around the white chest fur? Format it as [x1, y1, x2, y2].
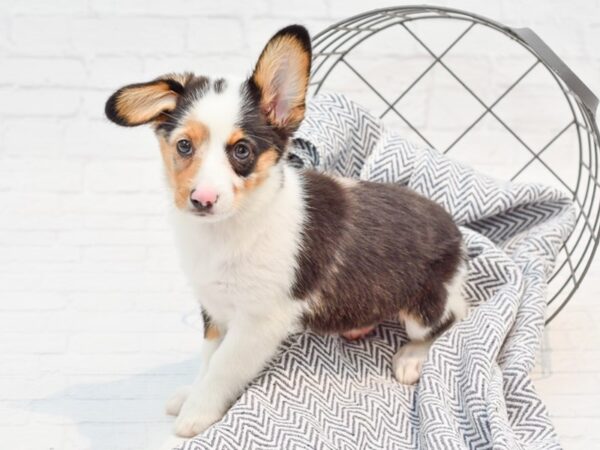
[170, 165, 307, 329]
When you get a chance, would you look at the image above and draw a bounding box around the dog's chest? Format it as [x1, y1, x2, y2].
[171, 203, 305, 324]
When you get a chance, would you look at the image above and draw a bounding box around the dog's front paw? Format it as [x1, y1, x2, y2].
[173, 399, 222, 438]
[392, 341, 430, 385]
[165, 385, 191, 416]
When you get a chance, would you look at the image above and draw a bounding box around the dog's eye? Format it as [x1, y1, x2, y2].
[233, 142, 250, 161]
[176, 139, 193, 156]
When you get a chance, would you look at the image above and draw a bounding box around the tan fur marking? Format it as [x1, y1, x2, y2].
[181, 119, 209, 147]
[244, 148, 279, 191]
[158, 119, 209, 209]
[116, 81, 178, 124]
[232, 148, 279, 205]
[227, 129, 246, 146]
[204, 323, 221, 340]
[158, 136, 176, 188]
[173, 153, 202, 209]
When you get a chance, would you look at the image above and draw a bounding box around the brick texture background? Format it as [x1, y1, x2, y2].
[0, 1, 599, 449]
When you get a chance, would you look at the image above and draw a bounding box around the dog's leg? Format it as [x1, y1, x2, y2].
[392, 321, 433, 385]
[165, 336, 222, 416]
[393, 263, 467, 385]
[173, 313, 294, 438]
[165, 385, 192, 417]
[392, 309, 463, 384]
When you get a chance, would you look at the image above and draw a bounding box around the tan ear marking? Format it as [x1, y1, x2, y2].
[105, 74, 189, 127]
[252, 26, 311, 130]
[115, 81, 177, 125]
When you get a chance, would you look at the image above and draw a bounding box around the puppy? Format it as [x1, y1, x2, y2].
[105, 25, 467, 438]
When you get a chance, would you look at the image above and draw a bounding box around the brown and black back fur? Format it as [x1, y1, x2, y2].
[294, 170, 463, 333]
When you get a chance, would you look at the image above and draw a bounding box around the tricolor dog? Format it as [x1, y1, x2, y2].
[105, 25, 467, 438]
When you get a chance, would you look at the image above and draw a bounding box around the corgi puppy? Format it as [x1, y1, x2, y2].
[105, 25, 467, 438]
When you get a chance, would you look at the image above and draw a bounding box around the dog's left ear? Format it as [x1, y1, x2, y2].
[105, 73, 190, 127]
[251, 25, 312, 133]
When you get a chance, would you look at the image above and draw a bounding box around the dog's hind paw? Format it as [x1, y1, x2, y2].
[392, 341, 431, 385]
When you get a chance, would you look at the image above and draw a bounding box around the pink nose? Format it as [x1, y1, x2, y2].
[190, 188, 218, 210]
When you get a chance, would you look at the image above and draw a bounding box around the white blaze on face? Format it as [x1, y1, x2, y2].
[186, 79, 244, 217]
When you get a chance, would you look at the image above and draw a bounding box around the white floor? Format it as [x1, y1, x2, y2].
[532, 257, 600, 449]
[0, 245, 598, 450]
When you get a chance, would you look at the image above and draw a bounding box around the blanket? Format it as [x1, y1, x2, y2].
[178, 93, 576, 450]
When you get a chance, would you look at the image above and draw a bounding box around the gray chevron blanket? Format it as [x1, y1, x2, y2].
[178, 94, 575, 450]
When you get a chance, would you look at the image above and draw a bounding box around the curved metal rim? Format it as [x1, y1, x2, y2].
[313, 5, 511, 41]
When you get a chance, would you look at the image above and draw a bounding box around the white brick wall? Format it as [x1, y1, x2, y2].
[0, 1, 598, 449]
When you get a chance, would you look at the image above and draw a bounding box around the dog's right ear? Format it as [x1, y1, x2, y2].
[251, 25, 312, 134]
[105, 74, 189, 127]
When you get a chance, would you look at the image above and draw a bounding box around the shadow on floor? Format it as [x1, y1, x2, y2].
[22, 357, 201, 450]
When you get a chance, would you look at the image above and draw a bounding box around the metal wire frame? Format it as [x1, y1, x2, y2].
[310, 6, 600, 324]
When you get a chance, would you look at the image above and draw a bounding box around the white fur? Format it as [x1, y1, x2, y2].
[404, 318, 431, 341]
[443, 260, 468, 322]
[392, 340, 431, 385]
[169, 163, 308, 437]
[183, 79, 245, 220]
[165, 337, 221, 416]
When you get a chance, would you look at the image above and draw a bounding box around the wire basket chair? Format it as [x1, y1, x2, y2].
[309, 6, 600, 323]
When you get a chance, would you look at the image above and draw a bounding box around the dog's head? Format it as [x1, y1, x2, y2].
[105, 25, 311, 222]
